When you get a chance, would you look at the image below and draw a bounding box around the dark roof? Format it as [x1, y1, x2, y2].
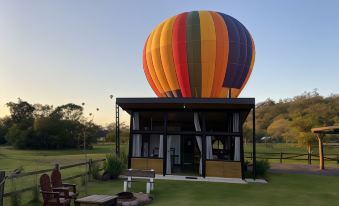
[311, 126, 339, 134]
[116, 98, 255, 113]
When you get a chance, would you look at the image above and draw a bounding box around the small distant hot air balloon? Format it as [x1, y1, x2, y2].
[142, 11, 255, 98]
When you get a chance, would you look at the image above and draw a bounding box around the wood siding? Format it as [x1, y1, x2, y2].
[206, 160, 242, 178]
[131, 158, 163, 175]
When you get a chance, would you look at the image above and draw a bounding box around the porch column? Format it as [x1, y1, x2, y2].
[163, 112, 168, 176]
[252, 106, 257, 179]
[202, 112, 206, 178]
[128, 113, 133, 168]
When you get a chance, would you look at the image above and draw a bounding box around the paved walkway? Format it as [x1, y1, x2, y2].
[155, 174, 248, 184]
[269, 163, 339, 176]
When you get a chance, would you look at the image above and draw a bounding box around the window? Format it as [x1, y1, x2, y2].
[205, 112, 231, 132]
[137, 112, 164, 131]
[131, 134, 163, 158]
[167, 112, 195, 132]
[207, 136, 240, 161]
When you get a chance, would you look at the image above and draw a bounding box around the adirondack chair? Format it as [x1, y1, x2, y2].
[40, 174, 71, 206]
[51, 169, 78, 199]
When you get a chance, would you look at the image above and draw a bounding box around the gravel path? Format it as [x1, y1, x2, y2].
[269, 163, 339, 176]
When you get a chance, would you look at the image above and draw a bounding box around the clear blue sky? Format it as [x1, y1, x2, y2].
[1, 0, 338, 125]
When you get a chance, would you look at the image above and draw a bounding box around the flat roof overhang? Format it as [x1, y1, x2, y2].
[116, 97, 255, 114]
[311, 126, 339, 134]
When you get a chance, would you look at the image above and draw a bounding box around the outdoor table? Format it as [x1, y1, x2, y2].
[75, 195, 117, 206]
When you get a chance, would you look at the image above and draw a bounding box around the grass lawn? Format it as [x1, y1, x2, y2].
[8, 173, 339, 206]
[1, 144, 338, 205]
[1, 143, 337, 172]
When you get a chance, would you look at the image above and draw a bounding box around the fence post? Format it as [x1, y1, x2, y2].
[280, 152, 283, 163]
[88, 159, 93, 180]
[250, 152, 253, 160]
[337, 153, 339, 165]
[0, 171, 5, 206]
[54, 163, 60, 171]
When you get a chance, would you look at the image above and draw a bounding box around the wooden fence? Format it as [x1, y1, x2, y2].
[0, 158, 105, 205]
[245, 152, 339, 165]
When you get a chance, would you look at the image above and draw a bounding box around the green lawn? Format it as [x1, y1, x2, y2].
[1, 144, 339, 205]
[7, 173, 339, 206]
[0, 144, 128, 172]
[1, 143, 337, 172]
[244, 143, 339, 166]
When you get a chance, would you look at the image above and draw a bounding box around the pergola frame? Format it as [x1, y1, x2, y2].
[311, 126, 339, 170]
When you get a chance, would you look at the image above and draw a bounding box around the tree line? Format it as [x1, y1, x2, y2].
[0, 99, 105, 149]
[244, 90, 339, 151]
[1, 91, 338, 150]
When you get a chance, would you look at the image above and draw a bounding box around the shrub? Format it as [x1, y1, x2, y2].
[89, 162, 101, 180]
[103, 154, 126, 179]
[244, 159, 270, 178]
[256, 159, 270, 177]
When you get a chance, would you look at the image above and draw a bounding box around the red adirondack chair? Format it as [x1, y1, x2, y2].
[40, 174, 71, 206]
[51, 169, 78, 199]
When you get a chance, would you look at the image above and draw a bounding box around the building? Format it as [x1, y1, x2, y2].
[115, 97, 257, 179]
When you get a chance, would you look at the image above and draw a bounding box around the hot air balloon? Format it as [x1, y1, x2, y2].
[142, 11, 255, 98]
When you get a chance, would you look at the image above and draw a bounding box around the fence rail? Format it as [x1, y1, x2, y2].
[1, 158, 105, 199]
[245, 152, 339, 164]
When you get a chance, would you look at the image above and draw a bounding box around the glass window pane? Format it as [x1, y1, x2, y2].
[167, 111, 195, 132]
[137, 111, 164, 131]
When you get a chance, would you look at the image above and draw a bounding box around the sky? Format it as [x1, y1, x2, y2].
[0, 0, 338, 125]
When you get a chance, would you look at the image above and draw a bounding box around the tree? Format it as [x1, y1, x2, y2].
[50, 103, 83, 121]
[105, 122, 129, 143]
[6, 98, 35, 124]
[267, 118, 293, 143]
[33, 104, 53, 118]
[0, 117, 12, 144]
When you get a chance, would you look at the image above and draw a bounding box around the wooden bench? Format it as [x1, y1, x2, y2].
[122, 169, 155, 194]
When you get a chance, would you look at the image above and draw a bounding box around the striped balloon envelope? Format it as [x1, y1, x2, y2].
[143, 11, 255, 98]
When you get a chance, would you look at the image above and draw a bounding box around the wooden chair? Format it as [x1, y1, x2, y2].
[51, 169, 78, 200]
[40, 174, 71, 206]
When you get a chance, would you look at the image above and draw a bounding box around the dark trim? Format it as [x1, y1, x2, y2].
[240, 126, 245, 180]
[128, 113, 133, 168]
[130, 157, 162, 160]
[117, 98, 254, 113]
[130, 130, 164, 134]
[252, 106, 257, 179]
[205, 159, 241, 162]
[116, 97, 255, 105]
[163, 112, 168, 176]
[131, 130, 241, 136]
[202, 112, 206, 178]
[116, 103, 120, 155]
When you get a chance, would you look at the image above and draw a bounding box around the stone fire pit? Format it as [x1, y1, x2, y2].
[116, 192, 152, 206]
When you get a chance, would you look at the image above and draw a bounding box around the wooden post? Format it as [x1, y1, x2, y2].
[317, 134, 325, 170]
[88, 159, 93, 180]
[54, 163, 60, 171]
[307, 143, 312, 165]
[0, 171, 5, 206]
